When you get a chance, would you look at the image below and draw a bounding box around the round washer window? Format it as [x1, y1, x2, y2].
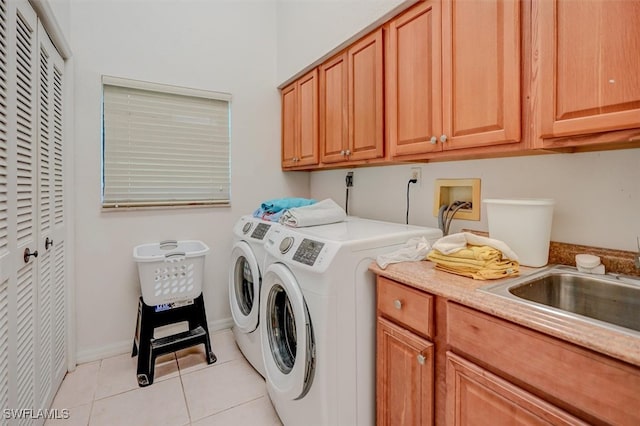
[233, 256, 255, 316]
[266, 284, 297, 374]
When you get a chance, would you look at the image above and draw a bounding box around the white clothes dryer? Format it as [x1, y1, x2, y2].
[260, 217, 442, 426]
[229, 215, 279, 377]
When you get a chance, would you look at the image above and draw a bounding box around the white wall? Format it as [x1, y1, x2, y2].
[310, 150, 640, 252]
[70, 0, 308, 361]
[276, 0, 412, 83]
[46, 0, 71, 36]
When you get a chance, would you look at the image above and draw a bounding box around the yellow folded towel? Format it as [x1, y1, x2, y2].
[434, 263, 519, 280]
[427, 245, 502, 265]
[426, 245, 519, 280]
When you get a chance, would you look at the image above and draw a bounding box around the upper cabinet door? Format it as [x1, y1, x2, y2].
[280, 69, 319, 169]
[281, 83, 298, 168]
[320, 53, 348, 164]
[296, 69, 319, 167]
[441, 0, 521, 150]
[347, 29, 384, 162]
[538, 0, 640, 139]
[387, 1, 442, 157]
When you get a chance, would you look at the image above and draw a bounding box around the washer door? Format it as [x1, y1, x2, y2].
[229, 241, 261, 333]
[261, 263, 315, 401]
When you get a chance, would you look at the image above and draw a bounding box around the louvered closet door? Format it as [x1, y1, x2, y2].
[0, 0, 9, 420]
[1, 0, 64, 424]
[36, 20, 65, 411]
[7, 1, 39, 424]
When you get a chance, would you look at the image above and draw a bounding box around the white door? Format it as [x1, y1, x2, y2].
[0, 0, 10, 415]
[260, 263, 314, 400]
[36, 19, 66, 410]
[7, 1, 39, 419]
[0, 1, 66, 423]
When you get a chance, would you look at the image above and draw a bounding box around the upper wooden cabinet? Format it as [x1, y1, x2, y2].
[319, 29, 384, 165]
[281, 69, 319, 169]
[281, 0, 640, 170]
[386, 1, 442, 157]
[535, 0, 640, 147]
[387, 0, 521, 159]
[319, 54, 348, 164]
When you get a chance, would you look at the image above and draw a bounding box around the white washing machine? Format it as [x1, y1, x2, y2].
[259, 217, 442, 426]
[229, 215, 279, 377]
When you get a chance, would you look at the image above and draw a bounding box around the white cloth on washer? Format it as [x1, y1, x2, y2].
[375, 237, 432, 269]
[432, 232, 519, 261]
[279, 198, 347, 227]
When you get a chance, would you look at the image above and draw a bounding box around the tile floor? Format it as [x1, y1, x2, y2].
[45, 329, 282, 426]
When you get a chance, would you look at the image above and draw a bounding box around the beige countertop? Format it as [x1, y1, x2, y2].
[370, 260, 640, 368]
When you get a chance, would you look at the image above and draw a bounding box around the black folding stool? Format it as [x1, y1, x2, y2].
[131, 293, 216, 386]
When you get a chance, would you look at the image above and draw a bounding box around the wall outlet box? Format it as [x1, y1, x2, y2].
[433, 178, 481, 221]
[410, 167, 421, 186]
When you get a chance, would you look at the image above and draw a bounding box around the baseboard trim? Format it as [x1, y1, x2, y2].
[75, 317, 235, 364]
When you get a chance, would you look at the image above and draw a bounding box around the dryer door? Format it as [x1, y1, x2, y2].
[261, 263, 315, 401]
[229, 241, 261, 332]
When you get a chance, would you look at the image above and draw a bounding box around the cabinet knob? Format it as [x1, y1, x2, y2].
[440, 134, 448, 143]
[430, 136, 437, 144]
[340, 150, 346, 156]
[393, 299, 402, 310]
[417, 354, 426, 365]
[345, 149, 351, 156]
[45, 237, 54, 250]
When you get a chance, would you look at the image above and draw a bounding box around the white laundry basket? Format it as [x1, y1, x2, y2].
[133, 240, 209, 306]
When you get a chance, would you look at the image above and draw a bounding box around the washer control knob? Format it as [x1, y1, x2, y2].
[242, 222, 252, 234]
[279, 236, 295, 254]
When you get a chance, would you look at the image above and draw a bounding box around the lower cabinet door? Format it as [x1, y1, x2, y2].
[377, 317, 434, 426]
[445, 352, 587, 426]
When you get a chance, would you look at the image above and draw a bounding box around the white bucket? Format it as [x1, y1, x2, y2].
[483, 198, 555, 267]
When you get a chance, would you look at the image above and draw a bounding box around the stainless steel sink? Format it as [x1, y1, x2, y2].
[480, 265, 640, 335]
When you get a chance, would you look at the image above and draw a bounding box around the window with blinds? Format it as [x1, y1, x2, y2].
[101, 76, 231, 208]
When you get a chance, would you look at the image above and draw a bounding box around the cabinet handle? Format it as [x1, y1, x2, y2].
[345, 149, 351, 156]
[430, 136, 437, 144]
[417, 354, 426, 365]
[393, 299, 402, 310]
[45, 237, 54, 250]
[440, 134, 448, 143]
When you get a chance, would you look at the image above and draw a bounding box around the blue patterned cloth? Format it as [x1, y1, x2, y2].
[260, 197, 316, 213]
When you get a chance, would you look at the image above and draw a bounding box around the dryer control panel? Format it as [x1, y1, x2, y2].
[292, 239, 325, 266]
[265, 227, 338, 273]
[251, 222, 271, 240]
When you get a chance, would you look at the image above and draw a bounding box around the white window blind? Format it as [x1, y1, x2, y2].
[102, 76, 231, 208]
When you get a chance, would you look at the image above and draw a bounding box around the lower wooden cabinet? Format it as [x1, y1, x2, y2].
[375, 275, 640, 425]
[377, 317, 434, 426]
[447, 302, 640, 425]
[445, 352, 586, 426]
